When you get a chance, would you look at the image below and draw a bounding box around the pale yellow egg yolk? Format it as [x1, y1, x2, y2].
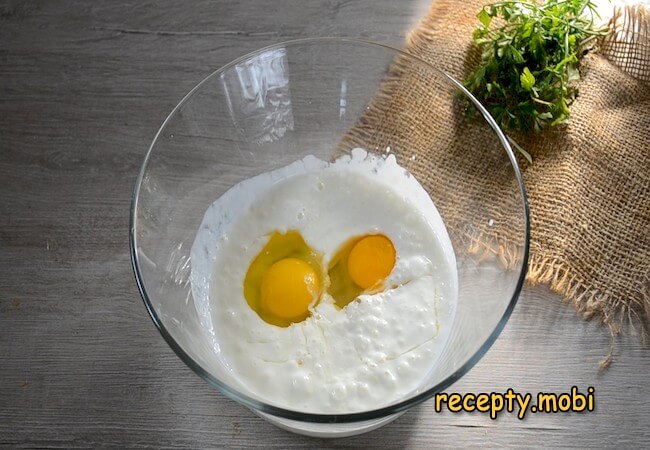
[261, 258, 319, 320]
[347, 235, 396, 290]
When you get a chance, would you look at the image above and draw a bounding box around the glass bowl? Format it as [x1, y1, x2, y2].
[130, 38, 529, 437]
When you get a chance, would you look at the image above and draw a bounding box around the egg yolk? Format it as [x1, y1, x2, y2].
[261, 258, 319, 320]
[347, 235, 396, 289]
[243, 230, 323, 327]
[327, 234, 396, 308]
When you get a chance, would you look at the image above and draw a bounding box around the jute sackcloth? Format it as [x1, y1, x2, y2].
[340, 0, 650, 359]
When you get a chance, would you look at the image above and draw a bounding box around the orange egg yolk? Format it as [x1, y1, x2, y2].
[347, 235, 396, 289]
[261, 258, 319, 320]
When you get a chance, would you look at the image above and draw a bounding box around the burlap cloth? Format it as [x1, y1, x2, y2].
[341, 0, 650, 361]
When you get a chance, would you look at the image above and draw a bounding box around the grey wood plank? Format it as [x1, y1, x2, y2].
[1, 0, 648, 448]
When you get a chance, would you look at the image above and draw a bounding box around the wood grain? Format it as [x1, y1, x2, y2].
[0, 0, 648, 447]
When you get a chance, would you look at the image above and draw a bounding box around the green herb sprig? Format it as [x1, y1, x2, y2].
[464, 0, 609, 140]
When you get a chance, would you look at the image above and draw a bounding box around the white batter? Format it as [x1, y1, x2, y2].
[191, 149, 458, 413]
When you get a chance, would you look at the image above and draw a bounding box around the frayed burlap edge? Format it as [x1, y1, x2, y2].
[456, 226, 648, 368]
[462, 229, 649, 368]
[602, 5, 650, 82]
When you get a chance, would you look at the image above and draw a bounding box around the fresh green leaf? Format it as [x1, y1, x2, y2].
[478, 9, 492, 27]
[520, 67, 536, 91]
[521, 21, 535, 39]
[511, 47, 525, 64]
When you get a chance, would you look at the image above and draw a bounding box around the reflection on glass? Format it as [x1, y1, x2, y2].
[221, 47, 294, 145]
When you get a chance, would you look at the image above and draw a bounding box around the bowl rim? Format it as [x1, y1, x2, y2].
[130, 37, 530, 423]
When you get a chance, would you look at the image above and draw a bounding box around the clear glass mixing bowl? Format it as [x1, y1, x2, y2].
[130, 38, 529, 437]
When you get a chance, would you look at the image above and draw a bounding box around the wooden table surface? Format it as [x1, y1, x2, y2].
[1, 0, 648, 447]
